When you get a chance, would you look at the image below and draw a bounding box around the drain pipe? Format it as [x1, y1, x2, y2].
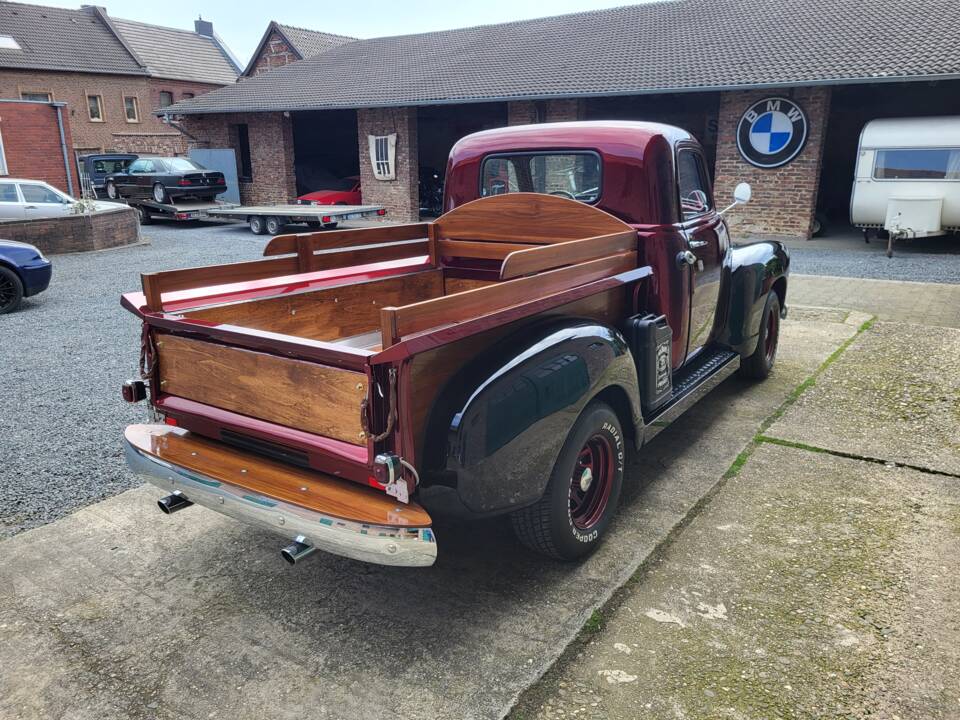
[53, 102, 75, 197]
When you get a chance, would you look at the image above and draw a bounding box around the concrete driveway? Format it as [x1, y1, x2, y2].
[0, 308, 867, 720]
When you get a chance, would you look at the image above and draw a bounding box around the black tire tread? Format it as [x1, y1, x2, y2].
[739, 292, 780, 380]
[510, 493, 563, 559]
[0, 265, 24, 314]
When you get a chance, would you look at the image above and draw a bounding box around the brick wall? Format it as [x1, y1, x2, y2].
[0, 206, 140, 254]
[0, 69, 223, 154]
[507, 98, 585, 125]
[0, 101, 75, 193]
[713, 87, 831, 240]
[357, 107, 419, 222]
[247, 31, 301, 76]
[179, 111, 297, 204]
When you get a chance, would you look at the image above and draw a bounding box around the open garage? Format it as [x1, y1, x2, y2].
[291, 109, 360, 198]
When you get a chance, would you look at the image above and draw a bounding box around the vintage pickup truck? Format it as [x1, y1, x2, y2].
[120, 121, 789, 568]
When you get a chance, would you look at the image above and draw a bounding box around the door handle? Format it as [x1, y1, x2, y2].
[676, 250, 697, 268]
[688, 239, 708, 249]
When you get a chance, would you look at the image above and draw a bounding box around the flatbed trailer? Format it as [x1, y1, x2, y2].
[208, 204, 386, 235]
[118, 199, 239, 225]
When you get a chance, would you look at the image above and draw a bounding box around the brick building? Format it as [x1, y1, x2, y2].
[0, 98, 75, 192]
[0, 1, 239, 179]
[241, 22, 354, 78]
[165, 0, 960, 239]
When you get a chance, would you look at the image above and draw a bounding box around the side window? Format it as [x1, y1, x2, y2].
[130, 160, 154, 173]
[677, 149, 714, 222]
[20, 184, 64, 203]
[0, 183, 18, 202]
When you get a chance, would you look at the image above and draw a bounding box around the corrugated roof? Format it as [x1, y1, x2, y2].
[0, 1, 146, 75]
[164, 0, 960, 116]
[112, 17, 239, 85]
[276, 24, 354, 59]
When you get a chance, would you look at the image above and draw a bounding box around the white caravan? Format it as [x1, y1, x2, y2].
[851, 116, 960, 256]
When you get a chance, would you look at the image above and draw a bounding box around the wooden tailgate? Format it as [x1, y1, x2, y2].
[156, 335, 367, 445]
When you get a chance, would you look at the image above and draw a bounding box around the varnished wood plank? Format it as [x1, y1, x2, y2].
[434, 193, 632, 245]
[381, 307, 400, 348]
[156, 335, 368, 445]
[264, 223, 430, 256]
[126, 424, 431, 526]
[499, 230, 637, 279]
[182, 271, 443, 342]
[438, 239, 537, 260]
[141, 274, 164, 312]
[389, 252, 636, 341]
[442, 276, 496, 295]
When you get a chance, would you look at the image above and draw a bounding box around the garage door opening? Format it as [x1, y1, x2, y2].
[816, 80, 960, 237]
[292, 110, 359, 199]
[418, 102, 507, 217]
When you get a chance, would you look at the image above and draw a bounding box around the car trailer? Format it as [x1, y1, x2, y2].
[120, 199, 239, 225]
[207, 204, 386, 235]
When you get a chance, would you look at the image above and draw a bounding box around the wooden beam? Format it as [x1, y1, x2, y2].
[389, 252, 636, 342]
[263, 222, 431, 256]
[499, 230, 637, 280]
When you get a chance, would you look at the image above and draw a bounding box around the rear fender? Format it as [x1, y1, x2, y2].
[428, 320, 642, 516]
[716, 241, 789, 356]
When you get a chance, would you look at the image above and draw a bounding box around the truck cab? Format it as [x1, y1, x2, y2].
[120, 121, 789, 568]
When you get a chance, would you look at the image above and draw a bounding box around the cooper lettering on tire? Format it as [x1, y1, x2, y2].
[736, 97, 807, 169]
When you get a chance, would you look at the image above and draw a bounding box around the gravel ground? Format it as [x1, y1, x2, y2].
[780, 231, 960, 284]
[0, 220, 266, 538]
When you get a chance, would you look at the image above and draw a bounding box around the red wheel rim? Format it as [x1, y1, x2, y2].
[764, 307, 779, 364]
[569, 434, 614, 530]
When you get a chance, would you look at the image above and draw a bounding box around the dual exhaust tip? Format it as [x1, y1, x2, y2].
[157, 493, 317, 565]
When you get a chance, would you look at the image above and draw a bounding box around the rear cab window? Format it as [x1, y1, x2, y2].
[480, 152, 601, 203]
[677, 148, 714, 222]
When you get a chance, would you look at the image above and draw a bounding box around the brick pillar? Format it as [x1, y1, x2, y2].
[246, 112, 296, 205]
[507, 98, 585, 125]
[713, 87, 831, 240]
[357, 107, 419, 222]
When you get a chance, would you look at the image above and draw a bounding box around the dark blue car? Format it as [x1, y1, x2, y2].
[0, 239, 52, 313]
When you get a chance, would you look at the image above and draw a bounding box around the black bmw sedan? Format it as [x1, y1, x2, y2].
[105, 156, 227, 204]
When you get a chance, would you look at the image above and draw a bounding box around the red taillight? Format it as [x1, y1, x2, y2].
[178, 178, 192, 186]
[377, 208, 387, 216]
[121, 379, 146, 403]
[164, 417, 178, 426]
[321, 215, 332, 224]
[175, 213, 189, 220]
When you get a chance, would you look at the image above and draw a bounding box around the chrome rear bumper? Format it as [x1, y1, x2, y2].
[124, 437, 437, 567]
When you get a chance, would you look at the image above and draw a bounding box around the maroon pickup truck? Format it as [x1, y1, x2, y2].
[120, 121, 788, 568]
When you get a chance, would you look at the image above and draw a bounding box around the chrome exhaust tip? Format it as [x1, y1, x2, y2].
[281, 535, 317, 565]
[157, 491, 193, 514]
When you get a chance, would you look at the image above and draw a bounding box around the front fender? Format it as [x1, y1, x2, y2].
[716, 240, 789, 356]
[434, 321, 641, 516]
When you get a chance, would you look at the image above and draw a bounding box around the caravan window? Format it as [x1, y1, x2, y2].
[874, 148, 960, 181]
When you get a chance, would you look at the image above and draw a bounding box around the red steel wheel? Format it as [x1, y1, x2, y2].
[739, 291, 781, 380]
[569, 435, 615, 531]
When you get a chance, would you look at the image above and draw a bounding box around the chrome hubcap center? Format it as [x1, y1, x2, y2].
[579, 467, 593, 492]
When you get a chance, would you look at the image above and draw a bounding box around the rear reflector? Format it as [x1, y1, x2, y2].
[175, 213, 190, 220]
[377, 209, 387, 216]
[321, 216, 332, 223]
[164, 417, 178, 426]
[178, 178, 192, 186]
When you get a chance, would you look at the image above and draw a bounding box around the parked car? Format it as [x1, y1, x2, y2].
[0, 179, 114, 221]
[851, 116, 960, 256]
[105, 157, 227, 204]
[298, 176, 361, 206]
[79, 153, 137, 198]
[0, 239, 52, 313]
[120, 121, 787, 568]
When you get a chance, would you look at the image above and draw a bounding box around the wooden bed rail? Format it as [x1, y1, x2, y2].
[379, 251, 637, 347]
[262, 222, 431, 256]
[140, 240, 430, 312]
[498, 229, 637, 279]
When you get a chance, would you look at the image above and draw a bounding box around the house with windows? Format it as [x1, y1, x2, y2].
[0, 0, 239, 192]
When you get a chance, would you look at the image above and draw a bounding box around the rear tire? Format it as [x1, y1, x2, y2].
[137, 205, 153, 225]
[249, 216, 266, 235]
[739, 292, 781, 380]
[0, 266, 24, 314]
[265, 216, 283, 235]
[511, 402, 624, 560]
[152, 183, 168, 204]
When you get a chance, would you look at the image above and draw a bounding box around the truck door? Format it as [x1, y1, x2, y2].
[676, 146, 724, 361]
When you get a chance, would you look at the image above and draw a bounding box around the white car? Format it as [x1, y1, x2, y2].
[0, 179, 117, 221]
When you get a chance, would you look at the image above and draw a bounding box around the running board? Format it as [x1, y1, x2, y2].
[642, 348, 740, 444]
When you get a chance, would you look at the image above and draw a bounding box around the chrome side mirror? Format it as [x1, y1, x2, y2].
[719, 182, 752, 216]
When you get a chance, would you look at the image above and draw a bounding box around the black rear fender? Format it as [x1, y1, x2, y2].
[716, 241, 789, 356]
[422, 320, 642, 517]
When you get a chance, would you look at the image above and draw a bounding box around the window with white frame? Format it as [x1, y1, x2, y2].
[124, 96, 140, 122]
[87, 94, 103, 121]
[0, 128, 7, 175]
[20, 90, 51, 102]
[368, 133, 397, 180]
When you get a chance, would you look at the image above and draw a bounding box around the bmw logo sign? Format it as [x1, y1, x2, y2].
[737, 97, 808, 168]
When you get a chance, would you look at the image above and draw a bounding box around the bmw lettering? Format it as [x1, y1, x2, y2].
[736, 97, 808, 168]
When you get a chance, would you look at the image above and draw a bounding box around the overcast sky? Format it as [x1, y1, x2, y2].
[39, 0, 637, 69]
